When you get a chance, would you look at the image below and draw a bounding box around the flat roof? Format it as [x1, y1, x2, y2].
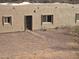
[0, 2, 78, 7]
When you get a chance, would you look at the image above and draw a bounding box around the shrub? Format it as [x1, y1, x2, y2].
[73, 26, 79, 34]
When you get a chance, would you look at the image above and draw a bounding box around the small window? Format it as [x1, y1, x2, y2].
[75, 14, 79, 23]
[41, 15, 53, 23]
[75, 14, 79, 20]
[2, 16, 12, 25]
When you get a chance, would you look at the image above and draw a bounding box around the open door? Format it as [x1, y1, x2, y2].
[24, 16, 32, 30]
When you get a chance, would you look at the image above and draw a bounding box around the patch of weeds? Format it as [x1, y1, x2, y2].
[73, 37, 79, 44]
[54, 27, 59, 30]
[43, 29, 47, 31]
[76, 53, 79, 58]
[41, 28, 47, 31]
[71, 46, 79, 51]
[70, 26, 79, 37]
[73, 26, 79, 33]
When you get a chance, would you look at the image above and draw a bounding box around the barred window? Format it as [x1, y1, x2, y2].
[2, 16, 12, 25]
[75, 14, 79, 20]
[41, 15, 53, 23]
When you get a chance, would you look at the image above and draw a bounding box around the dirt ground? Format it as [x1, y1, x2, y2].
[0, 28, 79, 59]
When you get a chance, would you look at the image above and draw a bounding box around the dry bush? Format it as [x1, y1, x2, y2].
[72, 26, 79, 34]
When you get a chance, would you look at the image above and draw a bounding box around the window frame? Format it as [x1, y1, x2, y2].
[2, 16, 12, 25]
[75, 14, 79, 23]
[41, 15, 53, 23]
[75, 14, 79, 20]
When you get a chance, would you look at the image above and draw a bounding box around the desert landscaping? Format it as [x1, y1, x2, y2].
[0, 27, 79, 59]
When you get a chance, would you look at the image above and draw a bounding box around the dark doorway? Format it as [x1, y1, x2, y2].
[24, 16, 32, 30]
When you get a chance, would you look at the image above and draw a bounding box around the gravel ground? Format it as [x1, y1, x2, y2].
[0, 29, 79, 59]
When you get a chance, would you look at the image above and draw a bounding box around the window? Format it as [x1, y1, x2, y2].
[75, 14, 79, 20]
[41, 15, 53, 23]
[75, 14, 79, 23]
[2, 16, 12, 25]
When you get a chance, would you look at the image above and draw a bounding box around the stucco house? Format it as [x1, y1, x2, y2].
[0, 2, 79, 33]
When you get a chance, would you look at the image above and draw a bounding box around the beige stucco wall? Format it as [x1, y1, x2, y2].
[0, 3, 79, 33]
[0, 6, 24, 33]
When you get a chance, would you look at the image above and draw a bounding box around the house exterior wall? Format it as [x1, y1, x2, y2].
[74, 4, 79, 25]
[0, 3, 79, 33]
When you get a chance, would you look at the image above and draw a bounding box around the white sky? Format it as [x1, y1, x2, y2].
[0, 2, 30, 6]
